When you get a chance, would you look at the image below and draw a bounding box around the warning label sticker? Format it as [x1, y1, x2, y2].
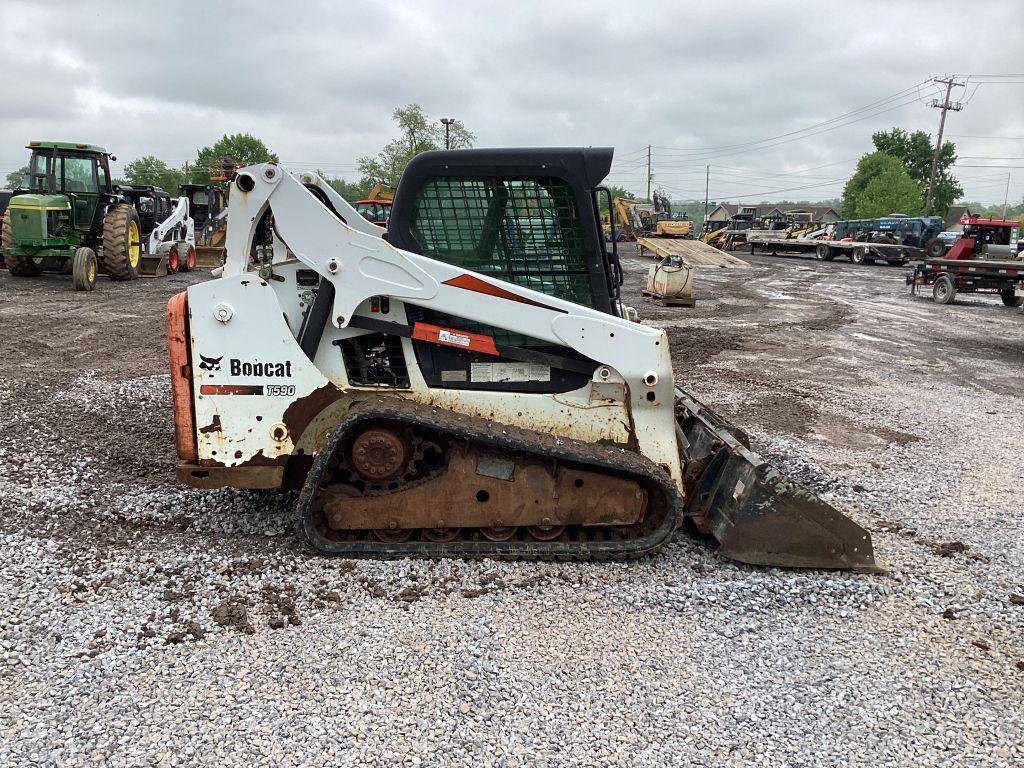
[470, 363, 551, 383]
[438, 329, 471, 347]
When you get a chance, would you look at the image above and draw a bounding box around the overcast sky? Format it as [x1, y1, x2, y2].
[1, 0, 1021, 205]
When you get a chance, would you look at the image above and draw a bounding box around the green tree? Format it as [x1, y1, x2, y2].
[5, 166, 28, 188]
[191, 134, 278, 183]
[842, 152, 923, 219]
[357, 105, 475, 186]
[318, 172, 373, 204]
[123, 156, 186, 192]
[871, 127, 962, 215]
[598, 184, 637, 212]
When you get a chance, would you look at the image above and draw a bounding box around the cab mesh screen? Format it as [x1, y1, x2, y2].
[410, 177, 594, 308]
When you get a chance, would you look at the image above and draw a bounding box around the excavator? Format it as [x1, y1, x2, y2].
[167, 148, 876, 568]
[603, 196, 693, 241]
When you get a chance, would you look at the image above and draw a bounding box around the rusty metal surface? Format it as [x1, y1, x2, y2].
[177, 463, 283, 489]
[322, 442, 646, 531]
[297, 397, 683, 559]
[349, 427, 409, 482]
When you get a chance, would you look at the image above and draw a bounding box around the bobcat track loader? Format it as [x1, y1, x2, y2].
[167, 149, 877, 568]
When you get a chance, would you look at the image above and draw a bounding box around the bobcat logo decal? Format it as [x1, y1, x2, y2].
[198, 354, 223, 372]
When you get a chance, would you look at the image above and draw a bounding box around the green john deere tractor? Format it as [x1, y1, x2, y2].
[1, 141, 141, 291]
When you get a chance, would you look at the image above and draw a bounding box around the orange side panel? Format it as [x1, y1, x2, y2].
[166, 292, 197, 462]
[411, 322, 500, 356]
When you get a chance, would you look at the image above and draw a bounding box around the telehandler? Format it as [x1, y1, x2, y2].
[167, 149, 876, 568]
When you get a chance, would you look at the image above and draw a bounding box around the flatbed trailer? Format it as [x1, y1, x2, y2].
[908, 257, 1024, 307]
[637, 235, 750, 267]
[747, 233, 922, 266]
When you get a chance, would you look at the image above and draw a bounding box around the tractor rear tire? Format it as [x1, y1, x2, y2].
[2, 210, 42, 277]
[72, 247, 98, 292]
[1000, 289, 1023, 307]
[932, 275, 956, 304]
[101, 204, 142, 281]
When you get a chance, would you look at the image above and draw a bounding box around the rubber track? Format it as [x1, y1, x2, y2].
[2, 210, 42, 276]
[297, 397, 684, 561]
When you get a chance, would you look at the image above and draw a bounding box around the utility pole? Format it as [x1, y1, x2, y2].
[440, 118, 455, 150]
[925, 76, 964, 214]
[1002, 172, 1011, 219]
[704, 165, 710, 224]
[646, 144, 652, 202]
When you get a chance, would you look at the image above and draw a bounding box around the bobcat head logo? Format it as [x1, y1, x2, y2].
[198, 354, 222, 372]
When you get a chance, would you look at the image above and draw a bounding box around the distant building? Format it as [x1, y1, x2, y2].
[705, 202, 840, 224]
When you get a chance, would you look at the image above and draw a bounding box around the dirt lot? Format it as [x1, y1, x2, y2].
[1, 251, 1022, 766]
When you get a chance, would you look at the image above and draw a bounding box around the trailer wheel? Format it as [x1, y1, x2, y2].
[932, 275, 956, 304]
[72, 247, 97, 292]
[815, 243, 831, 261]
[1000, 288, 1023, 307]
[851, 247, 873, 265]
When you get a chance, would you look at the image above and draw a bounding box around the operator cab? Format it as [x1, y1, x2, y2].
[21, 141, 112, 197]
[116, 185, 172, 249]
[383, 147, 625, 394]
[354, 199, 392, 228]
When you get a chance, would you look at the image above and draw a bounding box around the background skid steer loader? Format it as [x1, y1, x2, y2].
[166, 150, 877, 569]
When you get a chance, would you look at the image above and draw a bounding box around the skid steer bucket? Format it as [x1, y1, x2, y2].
[675, 389, 879, 571]
[194, 246, 226, 269]
[138, 251, 169, 277]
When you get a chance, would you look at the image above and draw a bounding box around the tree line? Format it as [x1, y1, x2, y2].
[4, 104, 474, 205]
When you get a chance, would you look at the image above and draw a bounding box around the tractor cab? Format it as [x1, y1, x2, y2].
[18, 141, 115, 233]
[354, 198, 392, 228]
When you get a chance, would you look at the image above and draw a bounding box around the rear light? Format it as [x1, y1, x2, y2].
[166, 292, 197, 461]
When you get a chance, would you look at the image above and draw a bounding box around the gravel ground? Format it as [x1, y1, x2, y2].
[0, 252, 1022, 767]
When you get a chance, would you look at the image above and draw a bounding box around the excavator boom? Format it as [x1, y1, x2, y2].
[168, 150, 876, 569]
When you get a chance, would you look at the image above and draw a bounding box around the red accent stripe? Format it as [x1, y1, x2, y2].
[442, 273, 565, 312]
[411, 322, 500, 356]
[199, 384, 265, 396]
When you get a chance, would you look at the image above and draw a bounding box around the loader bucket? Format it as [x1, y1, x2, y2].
[194, 246, 226, 269]
[674, 389, 879, 571]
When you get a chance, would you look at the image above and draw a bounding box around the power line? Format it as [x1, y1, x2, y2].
[948, 134, 1024, 140]
[650, 80, 934, 156]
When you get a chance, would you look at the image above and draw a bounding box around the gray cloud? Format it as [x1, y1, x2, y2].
[0, 0, 1021, 204]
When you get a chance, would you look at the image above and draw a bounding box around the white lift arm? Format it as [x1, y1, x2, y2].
[149, 196, 195, 253]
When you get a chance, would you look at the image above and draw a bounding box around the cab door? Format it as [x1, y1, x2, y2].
[61, 155, 101, 231]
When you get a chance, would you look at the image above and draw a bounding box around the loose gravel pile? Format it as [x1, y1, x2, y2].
[0, 257, 1021, 767]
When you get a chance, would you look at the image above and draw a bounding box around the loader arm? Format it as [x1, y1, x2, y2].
[148, 196, 194, 253]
